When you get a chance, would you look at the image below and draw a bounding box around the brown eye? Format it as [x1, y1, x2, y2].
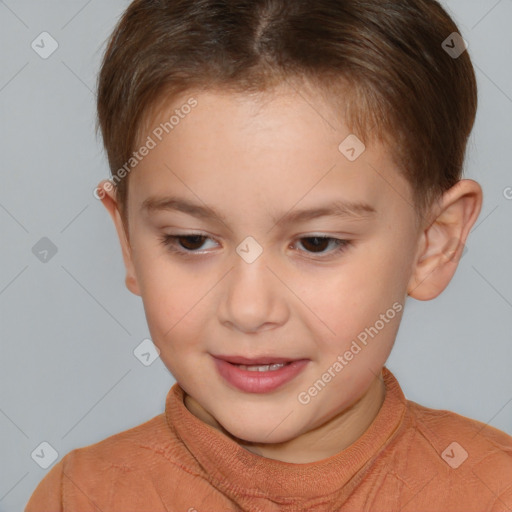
[294, 237, 351, 258]
[175, 235, 207, 251]
[299, 237, 331, 253]
[159, 234, 215, 255]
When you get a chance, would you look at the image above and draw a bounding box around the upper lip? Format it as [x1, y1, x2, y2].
[212, 354, 304, 365]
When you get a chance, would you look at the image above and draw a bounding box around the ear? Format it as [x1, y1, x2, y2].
[96, 180, 141, 296]
[407, 179, 483, 301]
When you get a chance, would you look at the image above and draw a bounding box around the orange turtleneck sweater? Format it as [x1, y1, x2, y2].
[25, 367, 512, 511]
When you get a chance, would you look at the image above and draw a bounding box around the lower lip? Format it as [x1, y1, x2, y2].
[213, 357, 309, 393]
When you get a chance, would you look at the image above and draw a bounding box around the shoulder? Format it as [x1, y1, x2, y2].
[63, 411, 181, 473]
[26, 412, 192, 510]
[404, 400, 512, 500]
[371, 398, 512, 510]
[407, 399, 512, 458]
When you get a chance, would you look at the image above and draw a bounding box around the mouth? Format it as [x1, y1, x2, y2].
[212, 354, 301, 366]
[229, 361, 293, 372]
[211, 354, 309, 393]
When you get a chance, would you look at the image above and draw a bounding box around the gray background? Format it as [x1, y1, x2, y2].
[0, 1, 511, 510]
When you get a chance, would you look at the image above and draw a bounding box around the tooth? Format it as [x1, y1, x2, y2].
[236, 363, 286, 372]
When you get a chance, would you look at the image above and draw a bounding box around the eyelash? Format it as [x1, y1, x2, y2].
[158, 233, 351, 259]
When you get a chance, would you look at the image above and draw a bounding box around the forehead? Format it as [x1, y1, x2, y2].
[128, 87, 412, 224]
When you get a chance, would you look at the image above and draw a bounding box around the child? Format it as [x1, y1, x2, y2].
[26, 0, 512, 510]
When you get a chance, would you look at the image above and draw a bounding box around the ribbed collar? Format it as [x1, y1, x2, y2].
[165, 366, 407, 500]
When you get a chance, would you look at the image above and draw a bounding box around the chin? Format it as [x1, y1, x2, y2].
[218, 415, 301, 446]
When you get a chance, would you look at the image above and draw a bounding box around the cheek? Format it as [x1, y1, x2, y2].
[360, 226, 415, 293]
[299, 247, 405, 353]
[132, 251, 201, 349]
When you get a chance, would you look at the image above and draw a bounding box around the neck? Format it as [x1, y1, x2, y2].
[184, 372, 386, 464]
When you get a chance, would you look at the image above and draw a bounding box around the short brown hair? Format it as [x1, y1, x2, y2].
[96, 0, 477, 230]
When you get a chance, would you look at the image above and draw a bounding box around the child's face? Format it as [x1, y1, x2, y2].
[102, 85, 425, 451]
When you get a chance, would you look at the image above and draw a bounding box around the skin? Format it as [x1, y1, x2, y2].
[98, 84, 482, 464]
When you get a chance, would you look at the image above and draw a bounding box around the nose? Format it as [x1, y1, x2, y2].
[217, 250, 289, 334]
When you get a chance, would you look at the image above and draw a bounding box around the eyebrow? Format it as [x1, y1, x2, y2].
[141, 195, 377, 226]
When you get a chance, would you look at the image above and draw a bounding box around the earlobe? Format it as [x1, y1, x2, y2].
[407, 179, 483, 301]
[97, 180, 142, 297]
